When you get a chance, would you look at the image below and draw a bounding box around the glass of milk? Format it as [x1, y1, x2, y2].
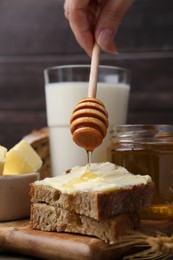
[44, 65, 131, 176]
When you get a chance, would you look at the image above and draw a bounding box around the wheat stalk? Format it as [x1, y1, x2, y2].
[116, 233, 173, 260]
[147, 235, 173, 255]
[122, 185, 173, 258]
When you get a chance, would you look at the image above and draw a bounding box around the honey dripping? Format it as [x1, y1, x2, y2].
[87, 151, 92, 170]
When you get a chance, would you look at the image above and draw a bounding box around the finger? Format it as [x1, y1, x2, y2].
[67, 0, 95, 55]
[95, 0, 134, 53]
[64, 0, 69, 19]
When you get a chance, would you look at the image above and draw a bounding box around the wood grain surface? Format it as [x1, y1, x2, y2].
[0, 219, 173, 259]
[0, 220, 136, 260]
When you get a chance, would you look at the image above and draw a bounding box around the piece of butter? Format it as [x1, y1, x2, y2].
[3, 140, 42, 175]
[0, 145, 7, 175]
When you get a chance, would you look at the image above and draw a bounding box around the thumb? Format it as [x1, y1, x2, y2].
[95, 0, 134, 53]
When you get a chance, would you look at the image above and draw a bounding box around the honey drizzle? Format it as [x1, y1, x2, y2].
[87, 151, 92, 170]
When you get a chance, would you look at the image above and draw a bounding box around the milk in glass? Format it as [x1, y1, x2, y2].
[45, 82, 130, 176]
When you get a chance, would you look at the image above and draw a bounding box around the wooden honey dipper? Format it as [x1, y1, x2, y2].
[70, 44, 109, 152]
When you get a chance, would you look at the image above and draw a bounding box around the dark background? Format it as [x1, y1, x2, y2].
[0, 0, 173, 148]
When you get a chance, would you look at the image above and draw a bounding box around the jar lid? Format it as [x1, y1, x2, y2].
[111, 124, 173, 144]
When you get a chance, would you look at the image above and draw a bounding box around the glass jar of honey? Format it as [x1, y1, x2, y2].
[109, 124, 173, 220]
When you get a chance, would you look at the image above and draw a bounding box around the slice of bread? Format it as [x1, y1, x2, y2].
[30, 163, 154, 220]
[31, 203, 139, 244]
[30, 182, 154, 220]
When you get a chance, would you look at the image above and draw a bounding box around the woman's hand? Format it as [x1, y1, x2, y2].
[64, 0, 134, 55]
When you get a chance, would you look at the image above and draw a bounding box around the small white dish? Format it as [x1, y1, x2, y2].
[0, 172, 39, 221]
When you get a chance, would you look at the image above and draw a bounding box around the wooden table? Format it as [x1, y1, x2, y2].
[0, 218, 173, 259]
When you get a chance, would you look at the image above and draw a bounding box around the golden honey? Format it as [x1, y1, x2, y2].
[109, 125, 173, 219]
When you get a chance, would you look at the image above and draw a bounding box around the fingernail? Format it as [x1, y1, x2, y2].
[97, 29, 117, 54]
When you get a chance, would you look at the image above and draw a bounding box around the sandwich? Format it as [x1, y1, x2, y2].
[30, 162, 154, 244]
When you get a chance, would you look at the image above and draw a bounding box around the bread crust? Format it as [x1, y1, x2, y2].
[30, 203, 139, 244]
[30, 182, 154, 220]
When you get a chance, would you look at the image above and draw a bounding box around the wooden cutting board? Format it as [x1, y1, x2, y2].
[0, 219, 173, 259]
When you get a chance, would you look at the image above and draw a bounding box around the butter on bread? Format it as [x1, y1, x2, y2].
[30, 162, 154, 243]
[31, 163, 154, 220]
